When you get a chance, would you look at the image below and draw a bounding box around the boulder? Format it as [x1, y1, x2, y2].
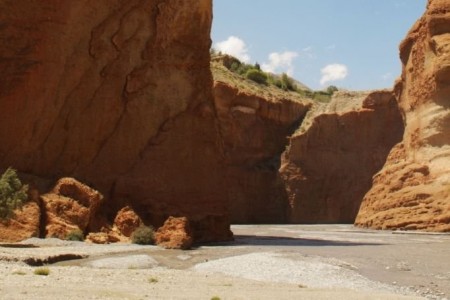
[42, 178, 103, 239]
[86, 232, 122, 244]
[155, 216, 193, 250]
[114, 206, 143, 237]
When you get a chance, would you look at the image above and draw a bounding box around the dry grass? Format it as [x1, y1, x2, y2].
[12, 270, 26, 275]
[33, 267, 50, 276]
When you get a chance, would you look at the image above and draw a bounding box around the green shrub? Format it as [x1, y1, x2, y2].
[0, 168, 28, 220]
[148, 277, 158, 283]
[131, 225, 155, 245]
[66, 229, 84, 241]
[280, 73, 296, 91]
[34, 267, 50, 276]
[268, 75, 282, 88]
[236, 63, 253, 76]
[245, 69, 268, 85]
[230, 61, 241, 73]
[326, 85, 339, 95]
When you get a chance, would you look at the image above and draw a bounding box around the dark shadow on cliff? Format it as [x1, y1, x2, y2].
[202, 235, 386, 247]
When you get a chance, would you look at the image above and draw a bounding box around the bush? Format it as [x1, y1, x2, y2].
[326, 85, 338, 95]
[34, 267, 50, 276]
[131, 225, 155, 245]
[229, 61, 241, 73]
[280, 73, 296, 91]
[236, 63, 253, 76]
[66, 229, 84, 241]
[245, 69, 268, 85]
[148, 277, 158, 283]
[0, 168, 28, 220]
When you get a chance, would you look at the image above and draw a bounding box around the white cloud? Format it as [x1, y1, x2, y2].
[320, 64, 348, 86]
[262, 51, 299, 76]
[214, 36, 251, 63]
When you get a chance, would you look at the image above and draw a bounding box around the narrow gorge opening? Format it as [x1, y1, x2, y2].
[211, 1, 413, 225]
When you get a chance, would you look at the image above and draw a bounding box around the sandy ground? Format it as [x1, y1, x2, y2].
[0, 225, 448, 300]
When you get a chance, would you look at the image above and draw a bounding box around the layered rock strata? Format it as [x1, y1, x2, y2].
[281, 91, 404, 223]
[355, 0, 450, 231]
[214, 81, 311, 223]
[0, 0, 231, 241]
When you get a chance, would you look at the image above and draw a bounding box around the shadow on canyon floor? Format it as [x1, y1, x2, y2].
[207, 235, 386, 247]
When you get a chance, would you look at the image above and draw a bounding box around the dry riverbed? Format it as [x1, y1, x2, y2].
[0, 225, 448, 300]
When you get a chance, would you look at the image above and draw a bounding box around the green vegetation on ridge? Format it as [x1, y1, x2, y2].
[211, 51, 338, 103]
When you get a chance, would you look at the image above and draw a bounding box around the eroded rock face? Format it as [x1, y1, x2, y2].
[355, 0, 450, 231]
[281, 91, 404, 223]
[214, 82, 311, 223]
[0, 0, 230, 241]
[155, 216, 193, 250]
[0, 202, 40, 242]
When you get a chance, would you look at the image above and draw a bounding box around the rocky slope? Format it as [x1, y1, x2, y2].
[0, 0, 231, 242]
[212, 61, 312, 223]
[280, 91, 404, 223]
[355, 0, 450, 231]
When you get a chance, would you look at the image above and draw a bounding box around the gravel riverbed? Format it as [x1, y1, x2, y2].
[0, 225, 448, 300]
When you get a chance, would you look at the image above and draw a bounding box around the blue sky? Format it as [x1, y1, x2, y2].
[212, 0, 427, 91]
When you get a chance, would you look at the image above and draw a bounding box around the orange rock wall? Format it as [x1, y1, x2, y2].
[214, 82, 311, 223]
[0, 0, 231, 242]
[355, 0, 450, 231]
[281, 91, 404, 223]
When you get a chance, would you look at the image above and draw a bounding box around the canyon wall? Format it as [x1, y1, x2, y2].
[214, 81, 311, 223]
[2, 0, 447, 239]
[355, 0, 450, 231]
[281, 91, 404, 223]
[0, 0, 231, 241]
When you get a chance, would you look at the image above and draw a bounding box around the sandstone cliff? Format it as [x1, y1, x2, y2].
[281, 91, 404, 223]
[212, 61, 312, 223]
[0, 0, 231, 242]
[355, 0, 450, 231]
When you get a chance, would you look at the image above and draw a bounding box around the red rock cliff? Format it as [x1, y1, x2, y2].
[0, 0, 231, 241]
[214, 81, 311, 223]
[281, 91, 404, 223]
[355, 0, 450, 231]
